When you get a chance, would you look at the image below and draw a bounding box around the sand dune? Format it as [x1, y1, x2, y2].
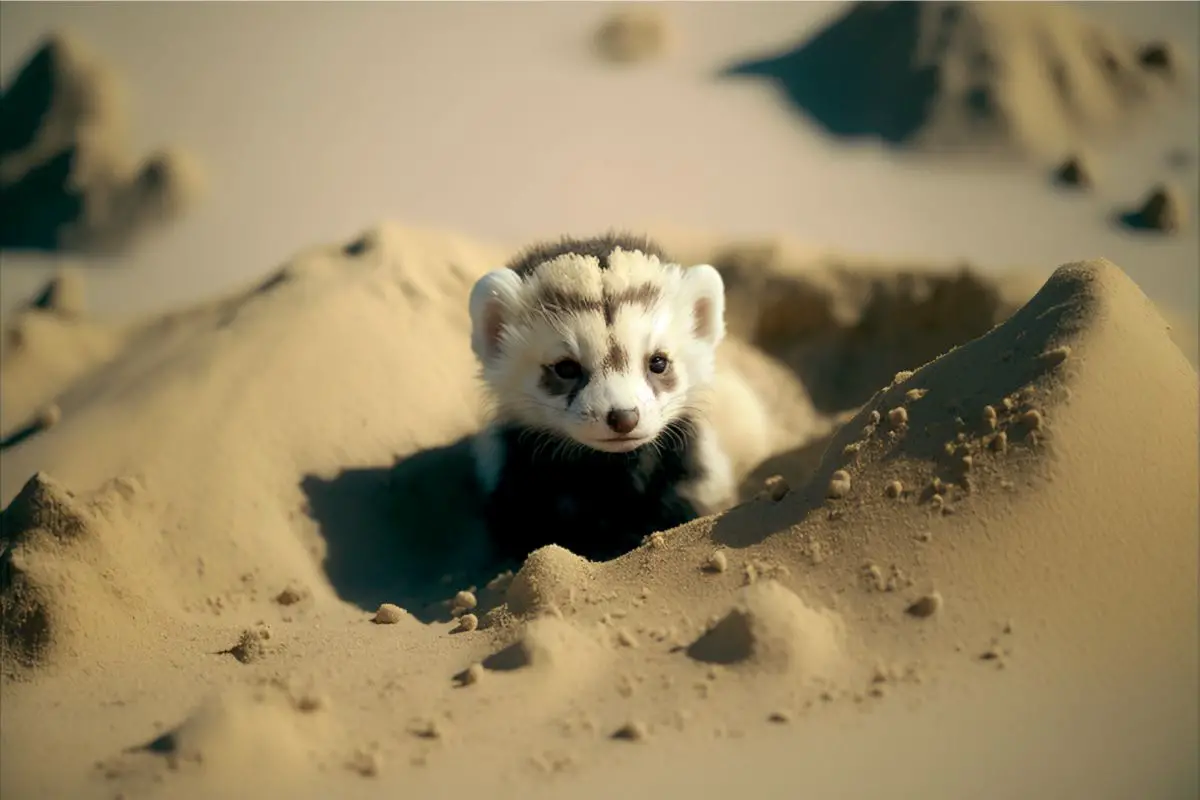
[0, 32, 200, 254]
[0, 226, 1195, 799]
[723, 1, 1188, 161]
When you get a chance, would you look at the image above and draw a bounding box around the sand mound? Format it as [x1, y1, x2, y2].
[723, 1, 1188, 160]
[686, 580, 843, 677]
[505, 545, 596, 616]
[0, 223, 1194, 799]
[98, 679, 341, 795]
[482, 614, 603, 673]
[0, 31, 202, 254]
[594, 7, 671, 65]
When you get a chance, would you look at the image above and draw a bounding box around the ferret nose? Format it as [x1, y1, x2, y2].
[606, 408, 640, 435]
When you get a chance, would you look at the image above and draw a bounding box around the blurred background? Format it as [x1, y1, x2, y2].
[1, 0, 1197, 335]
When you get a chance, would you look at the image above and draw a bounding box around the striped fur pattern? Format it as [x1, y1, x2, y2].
[468, 233, 725, 456]
[466, 234, 736, 560]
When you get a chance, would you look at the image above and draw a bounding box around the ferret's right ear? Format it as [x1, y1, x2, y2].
[469, 269, 523, 364]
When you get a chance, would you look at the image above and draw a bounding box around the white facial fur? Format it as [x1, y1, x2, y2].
[469, 247, 726, 454]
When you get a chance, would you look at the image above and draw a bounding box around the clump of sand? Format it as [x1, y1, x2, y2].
[0, 225, 1196, 800]
[593, 7, 671, 65]
[1119, 183, 1188, 233]
[722, 1, 1189, 161]
[0, 31, 202, 254]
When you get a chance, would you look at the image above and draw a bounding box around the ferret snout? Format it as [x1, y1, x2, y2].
[606, 408, 640, 435]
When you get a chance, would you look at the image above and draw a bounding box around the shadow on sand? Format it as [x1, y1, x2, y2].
[718, 3, 941, 147]
[300, 436, 519, 624]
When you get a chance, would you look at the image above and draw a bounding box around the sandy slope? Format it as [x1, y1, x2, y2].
[0, 227, 1195, 800]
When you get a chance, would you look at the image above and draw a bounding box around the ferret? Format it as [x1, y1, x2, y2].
[467, 233, 736, 562]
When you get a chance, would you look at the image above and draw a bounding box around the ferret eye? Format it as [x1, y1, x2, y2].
[648, 353, 670, 374]
[552, 359, 583, 380]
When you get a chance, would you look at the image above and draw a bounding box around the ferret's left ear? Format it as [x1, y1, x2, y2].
[680, 264, 726, 347]
[469, 268, 523, 364]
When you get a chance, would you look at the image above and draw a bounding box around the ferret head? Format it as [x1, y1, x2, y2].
[468, 235, 726, 454]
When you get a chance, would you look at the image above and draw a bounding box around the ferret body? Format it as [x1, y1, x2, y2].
[467, 233, 735, 562]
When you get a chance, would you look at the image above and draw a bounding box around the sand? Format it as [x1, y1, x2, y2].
[0, 31, 201, 255]
[723, 1, 1188, 162]
[0, 223, 1196, 800]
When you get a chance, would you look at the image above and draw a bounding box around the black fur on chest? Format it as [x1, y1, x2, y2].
[482, 416, 706, 563]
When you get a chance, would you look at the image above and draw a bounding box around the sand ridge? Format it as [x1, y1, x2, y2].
[0, 227, 1197, 799]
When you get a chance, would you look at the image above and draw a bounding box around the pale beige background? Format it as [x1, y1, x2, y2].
[1, 1, 1196, 326]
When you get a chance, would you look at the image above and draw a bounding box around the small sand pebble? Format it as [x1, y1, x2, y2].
[767, 710, 791, 724]
[453, 590, 477, 613]
[612, 721, 648, 741]
[842, 442, 861, 457]
[827, 470, 852, 499]
[905, 388, 927, 402]
[1040, 345, 1071, 366]
[275, 586, 307, 606]
[885, 480, 903, 498]
[1020, 409, 1043, 431]
[961, 455, 973, 471]
[906, 592, 943, 618]
[36, 404, 62, 429]
[868, 410, 881, 425]
[349, 750, 381, 778]
[893, 370, 914, 384]
[617, 629, 638, 648]
[295, 694, 328, 713]
[982, 405, 997, 430]
[454, 613, 479, 633]
[705, 550, 727, 573]
[930, 495, 945, 512]
[647, 531, 666, 549]
[763, 474, 790, 501]
[888, 406, 908, 427]
[990, 431, 1008, 453]
[461, 663, 485, 686]
[374, 603, 406, 624]
[915, 530, 933, 543]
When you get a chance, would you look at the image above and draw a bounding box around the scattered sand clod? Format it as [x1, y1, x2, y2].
[827, 470, 852, 499]
[1121, 184, 1187, 233]
[1053, 155, 1094, 189]
[704, 550, 729, 574]
[885, 480, 904, 498]
[454, 613, 479, 633]
[611, 721, 649, 742]
[1040, 345, 1071, 367]
[594, 8, 670, 65]
[28, 269, 86, 317]
[888, 406, 908, 427]
[374, 604, 407, 625]
[228, 626, 272, 664]
[906, 592, 944, 619]
[763, 474, 790, 501]
[452, 590, 478, 614]
[459, 663, 485, 686]
[274, 585, 308, 606]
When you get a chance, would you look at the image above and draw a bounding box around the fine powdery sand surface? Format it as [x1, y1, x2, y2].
[1, 226, 1197, 800]
[1, 1, 1198, 799]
